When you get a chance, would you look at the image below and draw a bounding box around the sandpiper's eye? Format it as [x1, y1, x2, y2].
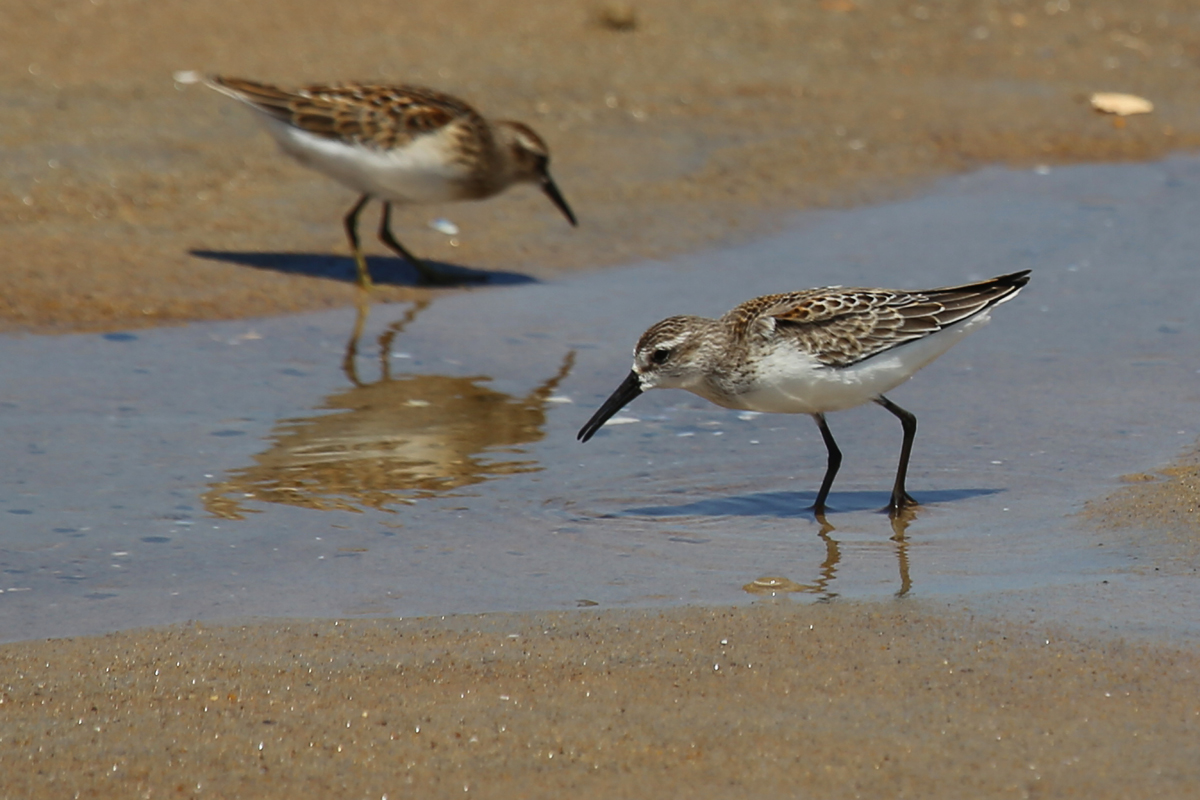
[650, 348, 672, 365]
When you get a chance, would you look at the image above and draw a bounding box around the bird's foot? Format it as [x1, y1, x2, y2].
[884, 493, 918, 518]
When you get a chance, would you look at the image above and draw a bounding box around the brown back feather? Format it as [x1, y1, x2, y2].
[211, 77, 487, 151]
[726, 271, 1029, 367]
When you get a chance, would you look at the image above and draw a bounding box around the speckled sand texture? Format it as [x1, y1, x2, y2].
[4, 603, 1200, 799]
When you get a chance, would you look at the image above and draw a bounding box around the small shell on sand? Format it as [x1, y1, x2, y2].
[1090, 92, 1154, 116]
[742, 576, 809, 594]
[597, 2, 637, 31]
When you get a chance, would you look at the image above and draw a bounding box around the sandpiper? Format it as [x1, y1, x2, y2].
[206, 76, 577, 289]
[578, 271, 1030, 516]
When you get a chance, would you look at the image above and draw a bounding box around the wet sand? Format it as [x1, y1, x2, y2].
[1085, 445, 1200, 567]
[5, 0, 1200, 794]
[5, 604, 1200, 798]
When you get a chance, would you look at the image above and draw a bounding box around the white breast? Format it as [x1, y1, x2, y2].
[722, 311, 994, 415]
[261, 117, 475, 204]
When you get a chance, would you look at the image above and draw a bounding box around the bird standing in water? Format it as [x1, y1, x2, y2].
[579, 271, 1030, 516]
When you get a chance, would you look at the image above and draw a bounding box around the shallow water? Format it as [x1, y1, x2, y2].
[2, 158, 1199, 643]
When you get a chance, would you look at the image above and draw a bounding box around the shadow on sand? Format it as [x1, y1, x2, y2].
[189, 250, 537, 287]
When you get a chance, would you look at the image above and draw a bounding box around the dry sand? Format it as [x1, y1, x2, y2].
[4, 0, 1200, 332]
[4, 0, 1200, 795]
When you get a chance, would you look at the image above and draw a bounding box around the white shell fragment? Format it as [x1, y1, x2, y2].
[172, 70, 202, 85]
[428, 218, 459, 236]
[1090, 92, 1154, 116]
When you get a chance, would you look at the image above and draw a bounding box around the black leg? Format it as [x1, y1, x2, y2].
[875, 395, 918, 514]
[378, 202, 476, 286]
[810, 413, 842, 515]
[377, 202, 422, 268]
[343, 194, 374, 291]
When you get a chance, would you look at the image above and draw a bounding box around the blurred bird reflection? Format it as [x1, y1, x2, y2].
[204, 301, 575, 518]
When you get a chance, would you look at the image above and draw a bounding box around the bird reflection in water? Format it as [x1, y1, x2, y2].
[204, 300, 575, 518]
[743, 510, 914, 600]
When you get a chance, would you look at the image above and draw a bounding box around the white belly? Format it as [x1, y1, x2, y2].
[719, 312, 993, 415]
[261, 118, 475, 204]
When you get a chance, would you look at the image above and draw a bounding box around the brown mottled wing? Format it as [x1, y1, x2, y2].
[209, 77, 482, 150]
[728, 270, 1030, 367]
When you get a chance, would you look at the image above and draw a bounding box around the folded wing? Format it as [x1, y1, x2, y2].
[207, 76, 482, 150]
[728, 270, 1031, 368]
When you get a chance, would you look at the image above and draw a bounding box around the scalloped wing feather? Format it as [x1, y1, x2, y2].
[210, 77, 483, 151]
[727, 271, 1029, 368]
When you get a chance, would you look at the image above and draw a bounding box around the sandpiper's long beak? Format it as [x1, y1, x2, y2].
[540, 172, 578, 227]
[578, 371, 642, 442]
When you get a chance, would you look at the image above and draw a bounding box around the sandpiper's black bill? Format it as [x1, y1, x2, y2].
[541, 174, 578, 227]
[578, 371, 642, 442]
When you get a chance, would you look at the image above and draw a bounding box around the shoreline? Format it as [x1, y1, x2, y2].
[4, 2, 1200, 794]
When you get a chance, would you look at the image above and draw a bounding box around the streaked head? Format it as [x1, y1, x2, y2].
[629, 316, 719, 391]
[577, 316, 718, 442]
[495, 121, 577, 227]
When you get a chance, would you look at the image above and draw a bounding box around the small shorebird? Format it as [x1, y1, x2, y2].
[206, 76, 577, 289]
[578, 271, 1030, 515]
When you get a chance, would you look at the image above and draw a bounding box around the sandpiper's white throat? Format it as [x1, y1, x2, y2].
[579, 270, 1031, 516]
[206, 77, 577, 289]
